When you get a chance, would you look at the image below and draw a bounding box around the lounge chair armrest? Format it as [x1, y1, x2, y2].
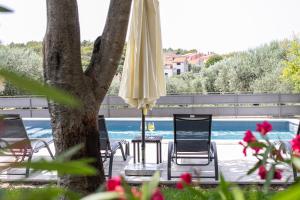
[30, 138, 51, 149]
[280, 141, 292, 153]
[29, 138, 55, 159]
[280, 141, 298, 180]
[0, 138, 10, 148]
[119, 139, 129, 145]
[110, 142, 120, 154]
[211, 142, 217, 154]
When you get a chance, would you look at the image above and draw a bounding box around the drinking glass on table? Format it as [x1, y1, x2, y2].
[147, 122, 155, 137]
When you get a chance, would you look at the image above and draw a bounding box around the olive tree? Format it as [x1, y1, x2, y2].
[43, 0, 132, 195]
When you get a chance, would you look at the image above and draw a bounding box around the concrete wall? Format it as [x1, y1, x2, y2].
[0, 94, 299, 118]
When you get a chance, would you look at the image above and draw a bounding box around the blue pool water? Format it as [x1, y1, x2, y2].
[23, 119, 297, 141]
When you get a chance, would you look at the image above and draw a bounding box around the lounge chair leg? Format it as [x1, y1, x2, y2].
[108, 153, 114, 178]
[293, 165, 297, 181]
[126, 142, 130, 156]
[281, 141, 297, 181]
[26, 153, 33, 178]
[212, 142, 219, 181]
[119, 143, 126, 161]
[46, 146, 55, 160]
[167, 142, 173, 180]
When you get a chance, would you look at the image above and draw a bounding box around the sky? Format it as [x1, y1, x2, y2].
[0, 0, 300, 54]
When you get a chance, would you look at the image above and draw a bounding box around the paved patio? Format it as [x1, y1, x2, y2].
[0, 141, 294, 185]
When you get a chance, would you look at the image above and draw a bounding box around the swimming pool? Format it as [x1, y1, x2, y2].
[23, 118, 298, 141]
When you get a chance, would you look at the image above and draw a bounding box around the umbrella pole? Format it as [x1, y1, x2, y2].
[141, 109, 145, 165]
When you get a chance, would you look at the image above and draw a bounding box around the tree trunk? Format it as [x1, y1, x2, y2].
[43, 0, 132, 195]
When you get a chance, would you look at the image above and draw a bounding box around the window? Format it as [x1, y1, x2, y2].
[177, 69, 181, 75]
[177, 62, 181, 65]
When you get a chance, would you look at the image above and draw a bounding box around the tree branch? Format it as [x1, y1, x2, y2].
[85, 0, 132, 100]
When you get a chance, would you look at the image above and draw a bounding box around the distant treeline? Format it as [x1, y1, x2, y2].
[0, 39, 299, 95]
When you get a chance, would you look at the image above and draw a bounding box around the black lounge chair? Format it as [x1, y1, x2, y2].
[167, 114, 219, 180]
[98, 115, 129, 178]
[0, 114, 54, 177]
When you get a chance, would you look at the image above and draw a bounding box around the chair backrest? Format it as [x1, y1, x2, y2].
[98, 115, 111, 151]
[0, 114, 32, 149]
[174, 114, 212, 152]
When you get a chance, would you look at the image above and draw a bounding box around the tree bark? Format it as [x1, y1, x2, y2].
[43, 0, 132, 195]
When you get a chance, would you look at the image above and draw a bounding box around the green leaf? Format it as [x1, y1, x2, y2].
[271, 183, 300, 200]
[56, 144, 84, 161]
[0, 6, 13, 13]
[141, 172, 160, 200]
[218, 174, 232, 200]
[248, 142, 267, 149]
[121, 176, 136, 200]
[262, 146, 271, 164]
[15, 158, 97, 176]
[1, 186, 80, 200]
[292, 157, 300, 170]
[247, 160, 262, 175]
[232, 187, 245, 200]
[184, 186, 207, 199]
[81, 192, 119, 200]
[0, 69, 81, 107]
[263, 165, 275, 193]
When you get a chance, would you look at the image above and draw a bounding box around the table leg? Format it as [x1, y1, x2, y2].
[133, 142, 136, 164]
[156, 142, 159, 164]
[159, 142, 162, 163]
[137, 142, 140, 163]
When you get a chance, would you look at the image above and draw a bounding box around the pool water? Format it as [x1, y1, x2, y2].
[24, 119, 297, 141]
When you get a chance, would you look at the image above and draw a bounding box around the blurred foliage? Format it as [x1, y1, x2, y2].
[0, 44, 43, 95]
[204, 54, 223, 68]
[163, 48, 197, 55]
[81, 40, 93, 70]
[0, 5, 13, 12]
[0, 69, 81, 107]
[282, 39, 300, 92]
[0, 40, 298, 96]
[186, 40, 293, 94]
[0, 187, 80, 200]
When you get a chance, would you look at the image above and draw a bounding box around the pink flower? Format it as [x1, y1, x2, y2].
[239, 131, 261, 156]
[243, 130, 257, 143]
[291, 135, 300, 156]
[258, 166, 267, 179]
[114, 185, 126, 200]
[180, 173, 192, 185]
[176, 182, 183, 190]
[131, 187, 141, 199]
[274, 169, 282, 180]
[258, 166, 282, 180]
[176, 173, 192, 190]
[151, 189, 164, 200]
[256, 121, 272, 136]
[239, 141, 247, 156]
[106, 176, 121, 191]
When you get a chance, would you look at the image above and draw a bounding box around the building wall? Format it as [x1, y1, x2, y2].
[164, 68, 173, 77]
[172, 62, 188, 75]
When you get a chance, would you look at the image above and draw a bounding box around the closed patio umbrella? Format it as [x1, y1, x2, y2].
[119, 0, 166, 166]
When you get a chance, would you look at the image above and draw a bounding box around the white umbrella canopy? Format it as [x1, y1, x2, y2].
[119, 0, 166, 111]
[119, 0, 166, 166]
